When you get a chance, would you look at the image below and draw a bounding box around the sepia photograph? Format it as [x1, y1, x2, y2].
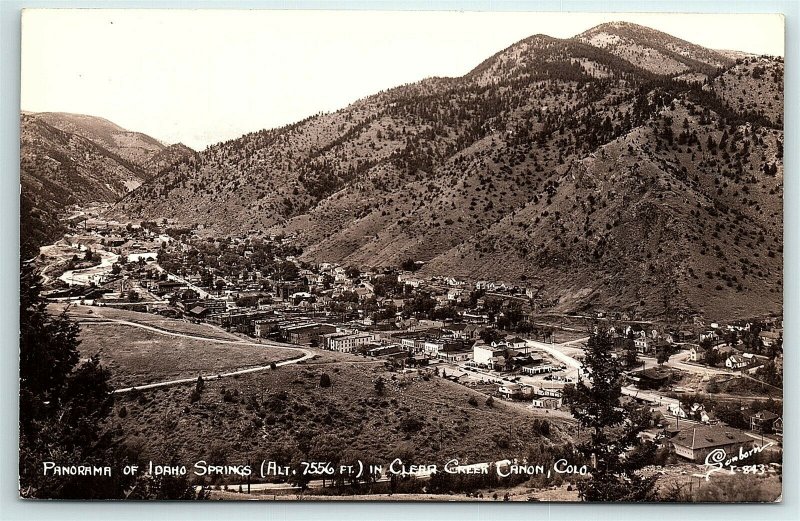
[18, 9, 784, 502]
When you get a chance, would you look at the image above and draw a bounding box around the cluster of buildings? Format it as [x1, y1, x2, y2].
[497, 383, 564, 409]
[472, 339, 559, 374]
[48, 213, 785, 477]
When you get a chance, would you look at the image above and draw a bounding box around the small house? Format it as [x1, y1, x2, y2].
[725, 355, 748, 370]
[531, 395, 561, 409]
[498, 383, 522, 400]
[688, 345, 706, 362]
[750, 410, 782, 434]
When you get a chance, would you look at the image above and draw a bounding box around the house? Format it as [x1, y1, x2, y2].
[105, 236, 126, 247]
[750, 410, 783, 434]
[668, 403, 688, 419]
[699, 330, 719, 343]
[399, 337, 426, 354]
[531, 395, 561, 409]
[729, 321, 752, 332]
[715, 344, 739, 357]
[354, 287, 372, 300]
[624, 325, 647, 338]
[758, 331, 781, 347]
[420, 337, 467, 358]
[397, 273, 422, 287]
[254, 317, 282, 338]
[444, 277, 463, 287]
[389, 298, 406, 310]
[507, 337, 527, 350]
[156, 280, 187, 294]
[498, 383, 522, 400]
[289, 291, 314, 305]
[725, 355, 748, 370]
[447, 288, 465, 301]
[423, 340, 445, 358]
[462, 324, 486, 339]
[688, 345, 706, 362]
[687, 402, 712, 423]
[209, 309, 274, 334]
[462, 312, 489, 324]
[741, 352, 768, 367]
[439, 343, 472, 363]
[670, 425, 754, 463]
[669, 330, 696, 344]
[443, 323, 468, 339]
[634, 336, 654, 354]
[189, 298, 227, 315]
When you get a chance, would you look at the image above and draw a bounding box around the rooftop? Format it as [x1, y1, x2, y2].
[670, 425, 751, 450]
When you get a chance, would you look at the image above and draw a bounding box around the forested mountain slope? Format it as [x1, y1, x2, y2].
[114, 23, 783, 320]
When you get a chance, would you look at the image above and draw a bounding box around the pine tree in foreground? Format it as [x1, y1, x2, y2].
[564, 329, 657, 502]
[19, 263, 206, 499]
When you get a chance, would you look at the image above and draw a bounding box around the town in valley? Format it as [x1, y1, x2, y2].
[20, 17, 784, 502]
[32, 200, 783, 500]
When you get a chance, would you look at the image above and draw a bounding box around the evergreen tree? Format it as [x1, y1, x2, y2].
[19, 264, 204, 500]
[374, 376, 386, 395]
[19, 263, 116, 498]
[623, 330, 639, 368]
[565, 330, 656, 502]
[656, 346, 670, 365]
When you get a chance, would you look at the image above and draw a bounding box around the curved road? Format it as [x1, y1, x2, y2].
[77, 317, 314, 393]
[528, 339, 585, 371]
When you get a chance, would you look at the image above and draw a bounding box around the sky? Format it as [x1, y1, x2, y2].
[21, 10, 785, 150]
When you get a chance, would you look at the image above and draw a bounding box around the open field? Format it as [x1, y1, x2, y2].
[63, 304, 240, 341]
[106, 361, 574, 480]
[76, 319, 299, 387]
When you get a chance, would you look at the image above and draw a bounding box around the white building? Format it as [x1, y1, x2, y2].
[325, 332, 376, 353]
[531, 396, 561, 409]
[498, 383, 522, 399]
[473, 343, 506, 367]
[725, 355, 747, 370]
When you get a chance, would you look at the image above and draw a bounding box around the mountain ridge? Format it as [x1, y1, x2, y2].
[27, 112, 172, 167]
[57, 22, 788, 320]
[20, 112, 197, 257]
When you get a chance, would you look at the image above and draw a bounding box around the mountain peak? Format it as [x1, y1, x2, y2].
[578, 20, 655, 34]
[575, 20, 734, 76]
